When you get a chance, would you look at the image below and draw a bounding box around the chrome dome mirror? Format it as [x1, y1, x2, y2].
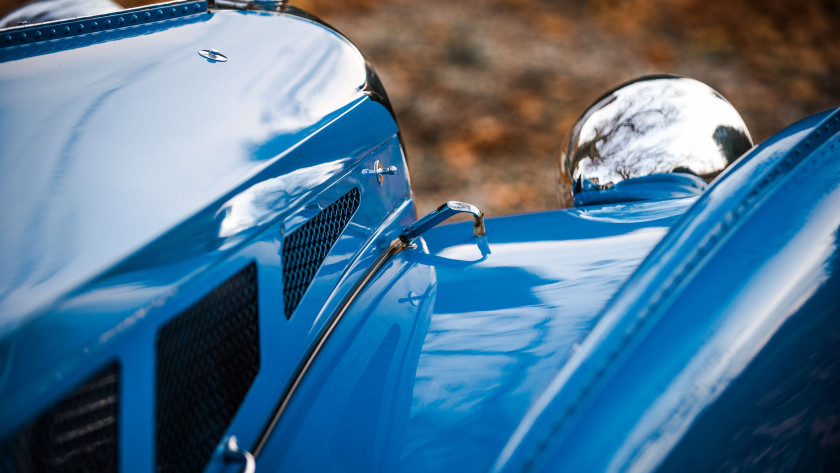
[560, 75, 753, 197]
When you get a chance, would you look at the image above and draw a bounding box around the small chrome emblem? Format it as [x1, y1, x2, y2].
[362, 160, 398, 185]
[199, 48, 228, 62]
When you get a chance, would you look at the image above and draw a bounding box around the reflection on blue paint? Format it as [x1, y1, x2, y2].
[2, 3, 839, 472]
[397, 207, 684, 473]
[493, 109, 840, 473]
[267, 196, 693, 473]
[0, 9, 385, 329]
[0, 10, 410, 473]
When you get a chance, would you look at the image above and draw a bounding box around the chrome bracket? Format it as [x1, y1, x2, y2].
[401, 201, 485, 242]
[362, 160, 398, 185]
[222, 435, 255, 473]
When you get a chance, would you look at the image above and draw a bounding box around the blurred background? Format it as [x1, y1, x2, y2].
[2, 0, 839, 216]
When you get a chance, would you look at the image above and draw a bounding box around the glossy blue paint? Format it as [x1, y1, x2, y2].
[492, 109, 840, 473]
[2, 2, 838, 472]
[260, 196, 697, 472]
[0, 6, 412, 472]
[573, 172, 708, 207]
[0, 1, 208, 61]
[0, 7, 391, 331]
[244, 109, 840, 473]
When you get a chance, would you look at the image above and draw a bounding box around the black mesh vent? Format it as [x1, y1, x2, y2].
[155, 263, 260, 473]
[282, 188, 361, 318]
[0, 362, 120, 473]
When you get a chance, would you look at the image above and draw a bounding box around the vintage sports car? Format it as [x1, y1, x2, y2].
[0, 0, 838, 472]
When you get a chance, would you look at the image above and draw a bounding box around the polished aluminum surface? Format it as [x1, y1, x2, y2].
[560, 76, 753, 194]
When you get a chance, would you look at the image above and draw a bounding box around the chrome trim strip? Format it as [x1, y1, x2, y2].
[253, 237, 409, 456]
[0, 1, 207, 46]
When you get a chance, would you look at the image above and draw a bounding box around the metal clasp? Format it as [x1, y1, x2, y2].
[401, 201, 485, 242]
[223, 436, 255, 473]
[362, 160, 398, 185]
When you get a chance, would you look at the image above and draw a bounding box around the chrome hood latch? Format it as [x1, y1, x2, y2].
[400, 201, 485, 243]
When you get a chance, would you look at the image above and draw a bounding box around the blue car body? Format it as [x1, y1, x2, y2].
[0, 2, 838, 472]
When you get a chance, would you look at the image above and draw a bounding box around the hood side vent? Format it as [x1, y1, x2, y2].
[155, 262, 259, 473]
[1, 362, 120, 473]
[282, 188, 360, 319]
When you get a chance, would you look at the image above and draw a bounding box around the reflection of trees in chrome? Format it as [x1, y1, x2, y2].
[713, 125, 753, 166]
[564, 77, 755, 189]
[572, 91, 680, 184]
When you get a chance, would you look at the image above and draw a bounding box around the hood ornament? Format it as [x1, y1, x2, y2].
[199, 48, 227, 62]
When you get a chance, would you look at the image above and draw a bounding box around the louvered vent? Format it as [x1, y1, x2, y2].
[282, 188, 361, 318]
[155, 263, 260, 473]
[0, 362, 120, 473]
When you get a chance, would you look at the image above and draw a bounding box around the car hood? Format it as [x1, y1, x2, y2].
[0, 8, 392, 329]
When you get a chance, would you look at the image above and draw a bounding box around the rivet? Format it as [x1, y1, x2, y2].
[5, 35, 12, 43]
[183, 5, 189, 13]
[78, 24, 84, 32]
[170, 7, 176, 15]
[49, 28, 56, 36]
[34, 31, 42, 38]
[118, 17, 125, 25]
[19, 32, 26, 40]
[105, 19, 111, 27]
[91, 21, 98, 30]
[144, 12, 151, 20]
[131, 14, 138, 23]
[63, 26, 71, 34]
